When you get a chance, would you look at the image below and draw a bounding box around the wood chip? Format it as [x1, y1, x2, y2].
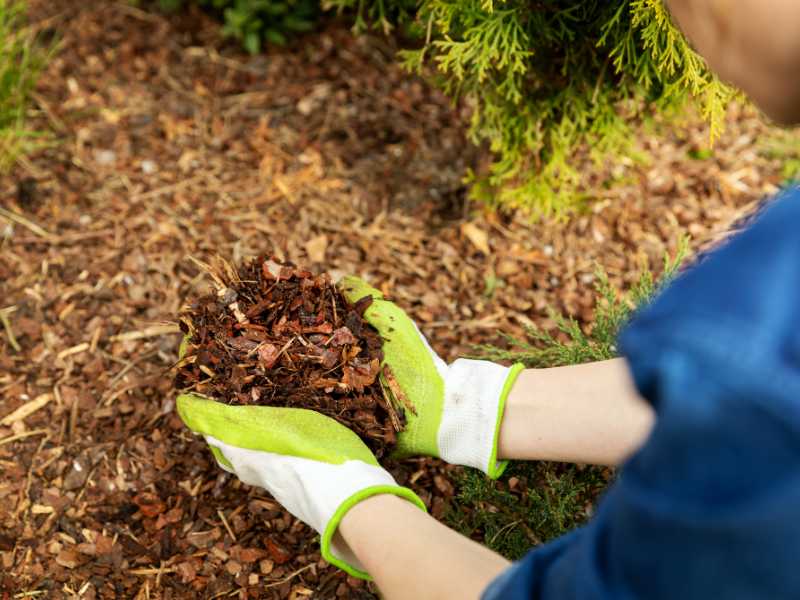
[55, 549, 81, 569]
[0, 429, 48, 447]
[461, 222, 491, 255]
[1, 393, 53, 425]
[305, 234, 329, 262]
[109, 324, 180, 342]
[56, 342, 89, 361]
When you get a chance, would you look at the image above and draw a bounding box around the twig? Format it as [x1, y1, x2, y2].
[31, 92, 68, 133]
[1, 393, 53, 426]
[56, 342, 89, 361]
[106, 349, 158, 389]
[187, 256, 225, 289]
[275, 336, 298, 363]
[217, 509, 237, 542]
[129, 567, 177, 576]
[116, 2, 164, 23]
[184, 46, 258, 74]
[0, 306, 21, 352]
[129, 174, 208, 202]
[109, 324, 180, 342]
[0, 207, 55, 240]
[263, 564, 314, 589]
[103, 382, 146, 407]
[488, 519, 522, 546]
[69, 393, 79, 441]
[0, 429, 48, 448]
[89, 326, 102, 353]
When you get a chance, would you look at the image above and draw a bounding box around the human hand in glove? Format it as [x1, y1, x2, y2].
[339, 276, 524, 479]
[175, 395, 425, 580]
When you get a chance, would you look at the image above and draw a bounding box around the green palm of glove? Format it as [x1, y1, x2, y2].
[339, 276, 445, 459]
[177, 394, 379, 468]
[340, 276, 523, 479]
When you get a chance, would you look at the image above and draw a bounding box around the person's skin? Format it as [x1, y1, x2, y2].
[338, 358, 652, 599]
[665, 0, 800, 124]
[338, 3, 800, 598]
[499, 358, 653, 465]
[338, 494, 511, 600]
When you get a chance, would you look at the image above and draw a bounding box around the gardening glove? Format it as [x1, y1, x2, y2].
[339, 276, 524, 479]
[176, 394, 426, 580]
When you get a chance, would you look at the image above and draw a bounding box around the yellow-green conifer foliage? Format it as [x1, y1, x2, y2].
[328, 0, 736, 216]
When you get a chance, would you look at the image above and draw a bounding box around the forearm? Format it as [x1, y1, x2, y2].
[338, 494, 509, 600]
[499, 358, 653, 465]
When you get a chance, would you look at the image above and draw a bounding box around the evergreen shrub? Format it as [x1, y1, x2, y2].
[327, 0, 736, 216]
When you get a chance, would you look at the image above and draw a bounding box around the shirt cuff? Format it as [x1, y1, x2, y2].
[482, 561, 525, 600]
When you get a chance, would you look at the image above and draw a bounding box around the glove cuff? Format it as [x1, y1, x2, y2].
[438, 361, 524, 478]
[322, 485, 427, 580]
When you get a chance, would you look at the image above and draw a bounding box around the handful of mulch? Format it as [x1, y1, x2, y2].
[174, 256, 408, 459]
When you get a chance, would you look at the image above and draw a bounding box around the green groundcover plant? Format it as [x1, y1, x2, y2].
[762, 129, 800, 184]
[450, 241, 687, 557]
[156, 0, 320, 51]
[0, 0, 50, 172]
[165, 0, 735, 216]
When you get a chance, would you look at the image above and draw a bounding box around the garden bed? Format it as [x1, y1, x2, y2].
[0, 0, 784, 597]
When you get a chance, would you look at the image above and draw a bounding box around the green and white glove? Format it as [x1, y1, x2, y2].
[339, 276, 524, 480]
[176, 395, 425, 579]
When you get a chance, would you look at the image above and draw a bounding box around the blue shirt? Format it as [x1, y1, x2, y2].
[484, 189, 800, 600]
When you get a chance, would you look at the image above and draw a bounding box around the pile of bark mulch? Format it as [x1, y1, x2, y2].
[175, 257, 408, 459]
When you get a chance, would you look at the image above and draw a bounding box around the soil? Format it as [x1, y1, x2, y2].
[0, 0, 791, 597]
[175, 257, 402, 458]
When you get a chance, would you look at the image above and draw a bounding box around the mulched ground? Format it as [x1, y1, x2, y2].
[0, 1, 791, 597]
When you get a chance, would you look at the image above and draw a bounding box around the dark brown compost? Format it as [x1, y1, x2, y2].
[174, 257, 405, 459]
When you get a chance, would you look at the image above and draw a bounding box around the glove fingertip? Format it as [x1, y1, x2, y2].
[337, 275, 384, 302]
[175, 393, 215, 434]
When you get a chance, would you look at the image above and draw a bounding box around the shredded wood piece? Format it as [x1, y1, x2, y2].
[0, 429, 48, 448]
[0, 206, 55, 239]
[0, 306, 21, 352]
[109, 324, 180, 342]
[1, 394, 54, 426]
[382, 364, 417, 416]
[56, 342, 89, 361]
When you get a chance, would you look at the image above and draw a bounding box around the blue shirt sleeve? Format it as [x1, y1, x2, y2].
[483, 189, 800, 600]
